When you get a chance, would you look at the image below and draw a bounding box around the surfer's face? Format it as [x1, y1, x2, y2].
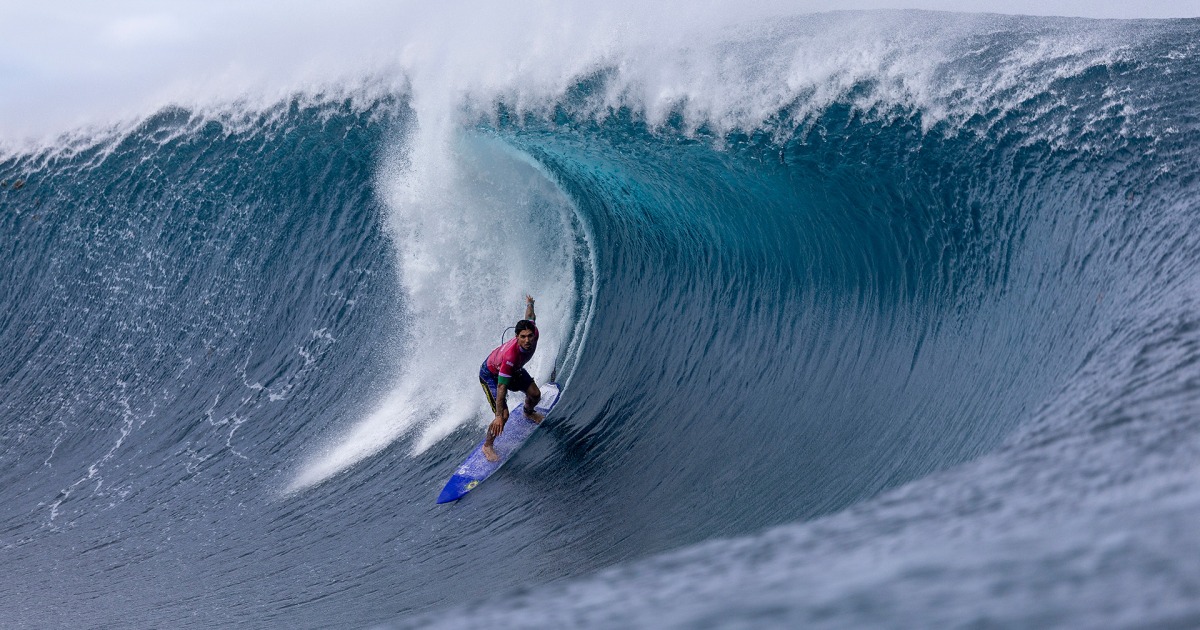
[517, 328, 536, 351]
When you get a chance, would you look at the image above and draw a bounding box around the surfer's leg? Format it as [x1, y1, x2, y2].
[480, 363, 503, 461]
[478, 362, 499, 414]
[522, 380, 543, 423]
[483, 410, 503, 462]
[479, 378, 498, 414]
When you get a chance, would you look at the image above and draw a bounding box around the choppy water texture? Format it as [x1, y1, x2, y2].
[2, 10, 1200, 629]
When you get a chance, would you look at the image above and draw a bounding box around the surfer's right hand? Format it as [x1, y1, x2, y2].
[488, 414, 505, 439]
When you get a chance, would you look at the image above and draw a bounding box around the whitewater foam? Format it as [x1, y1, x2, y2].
[286, 130, 586, 491]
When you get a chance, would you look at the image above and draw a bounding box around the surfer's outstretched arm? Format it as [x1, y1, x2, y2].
[524, 294, 536, 321]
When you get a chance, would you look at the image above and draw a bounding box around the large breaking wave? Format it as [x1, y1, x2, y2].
[1, 9, 1199, 629]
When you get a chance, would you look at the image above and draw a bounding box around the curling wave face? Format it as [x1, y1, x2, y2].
[1, 9, 1199, 629]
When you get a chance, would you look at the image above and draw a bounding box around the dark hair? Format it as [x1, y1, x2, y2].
[515, 319, 537, 335]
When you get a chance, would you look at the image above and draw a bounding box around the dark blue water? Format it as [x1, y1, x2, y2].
[2, 12, 1200, 629]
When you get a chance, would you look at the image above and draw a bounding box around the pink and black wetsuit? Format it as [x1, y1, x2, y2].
[478, 325, 538, 411]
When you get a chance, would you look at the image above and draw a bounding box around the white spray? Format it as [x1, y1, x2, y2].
[286, 129, 583, 492]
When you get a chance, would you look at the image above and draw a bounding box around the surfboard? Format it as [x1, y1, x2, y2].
[436, 382, 561, 503]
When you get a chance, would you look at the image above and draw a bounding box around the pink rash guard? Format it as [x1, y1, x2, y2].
[485, 326, 539, 386]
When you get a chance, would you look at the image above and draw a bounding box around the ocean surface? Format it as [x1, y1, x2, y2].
[2, 9, 1199, 629]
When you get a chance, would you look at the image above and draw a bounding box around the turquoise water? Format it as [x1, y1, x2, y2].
[2, 11, 1199, 629]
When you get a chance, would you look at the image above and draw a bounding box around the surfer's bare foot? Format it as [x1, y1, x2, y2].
[483, 444, 500, 462]
[525, 408, 544, 424]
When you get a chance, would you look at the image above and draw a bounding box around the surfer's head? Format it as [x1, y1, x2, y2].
[515, 319, 538, 352]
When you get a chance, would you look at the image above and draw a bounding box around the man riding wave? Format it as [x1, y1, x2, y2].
[478, 295, 543, 462]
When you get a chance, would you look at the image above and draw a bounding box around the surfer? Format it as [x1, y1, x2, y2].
[479, 295, 543, 462]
